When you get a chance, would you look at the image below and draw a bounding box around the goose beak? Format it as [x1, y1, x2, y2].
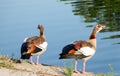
[102, 25, 106, 29]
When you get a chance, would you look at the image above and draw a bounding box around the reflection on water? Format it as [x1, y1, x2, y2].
[102, 34, 120, 39]
[60, 0, 120, 40]
[102, 34, 120, 44]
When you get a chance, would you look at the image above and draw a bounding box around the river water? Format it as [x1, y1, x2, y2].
[0, 0, 120, 74]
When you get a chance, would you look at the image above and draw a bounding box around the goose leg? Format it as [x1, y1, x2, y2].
[74, 58, 79, 73]
[36, 55, 39, 65]
[82, 60, 87, 73]
[30, 56, 34, 64]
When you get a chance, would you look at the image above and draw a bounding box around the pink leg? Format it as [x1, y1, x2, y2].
[74, 59, 79, 73]
[36, 55, 39, 65]
[82, 60, 86, 73]
[30, 56, 34, 64]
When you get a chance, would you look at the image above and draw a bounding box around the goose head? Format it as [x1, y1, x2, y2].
[94, 24, 106, 33]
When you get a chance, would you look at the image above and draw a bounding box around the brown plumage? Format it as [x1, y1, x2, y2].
[26, 25, 46, 47]
[59, 24, 105, 73]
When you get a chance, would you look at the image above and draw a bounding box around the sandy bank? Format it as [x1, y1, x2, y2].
[0, 57, 94, 76]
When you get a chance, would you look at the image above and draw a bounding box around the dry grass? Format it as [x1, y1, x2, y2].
[0, 61, 14, 69]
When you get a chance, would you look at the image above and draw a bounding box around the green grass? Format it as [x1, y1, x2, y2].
[63, 60, 74, 76]
[0, 50, 3, 58]
[107, 64, 115, 76]
[63, 60, 119, 76]
[65, 67, 73, 76]
[11, 53, 15, 59]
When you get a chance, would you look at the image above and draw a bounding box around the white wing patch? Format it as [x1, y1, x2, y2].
[23, 37, 28, 42]
[78, 47, 95, 56]
[36, 41, 48, 50]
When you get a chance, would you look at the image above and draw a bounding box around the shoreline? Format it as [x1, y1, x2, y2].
[0, 57, 94, 76]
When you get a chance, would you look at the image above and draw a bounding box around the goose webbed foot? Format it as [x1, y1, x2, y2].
[73, 70, 80, 73]
[35, 62, 39, 65]
[81, 71, 91, 74]
[30, 62, 35, 65]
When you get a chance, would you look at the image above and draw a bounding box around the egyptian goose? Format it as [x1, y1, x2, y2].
[21, 24, 48, 65]
[59, 24, 105, 73]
